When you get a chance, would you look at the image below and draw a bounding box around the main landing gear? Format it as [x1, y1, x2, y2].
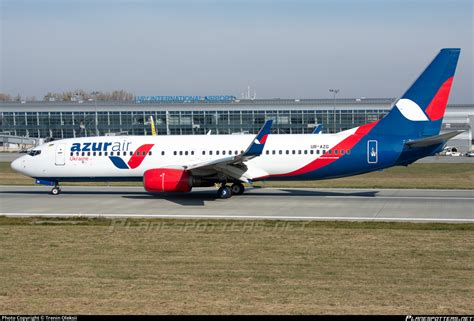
[217, 185, 232, 199]
[230, 182, 245, 195]
[217, 182, 245, 199]
[50, 184, 61, 195]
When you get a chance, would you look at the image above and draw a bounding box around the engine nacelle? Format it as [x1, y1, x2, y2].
[143, 168, 192, 193]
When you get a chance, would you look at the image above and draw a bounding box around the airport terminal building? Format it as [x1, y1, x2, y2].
[1, 98, 473, 151]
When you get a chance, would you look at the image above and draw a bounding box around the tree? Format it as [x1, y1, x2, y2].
[41, 89, 135, 102]
[0, 93, 12, 101]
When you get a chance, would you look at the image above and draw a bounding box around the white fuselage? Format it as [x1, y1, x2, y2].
[11, 129, 357, 182]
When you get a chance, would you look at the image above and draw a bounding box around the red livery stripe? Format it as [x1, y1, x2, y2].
[127, 144, 154, 169]
[256, 120, 379, 179]
[425, 76, 454, 121]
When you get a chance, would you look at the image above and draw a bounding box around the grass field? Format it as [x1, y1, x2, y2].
[2, 161, 474, 189]
[0, 217, 473, 314]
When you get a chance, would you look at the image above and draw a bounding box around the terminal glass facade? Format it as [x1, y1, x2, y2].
[0, 108, 389, 139]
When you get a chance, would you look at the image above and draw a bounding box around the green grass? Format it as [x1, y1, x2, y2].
[0, 217, 473, 314]
[2, 161, 474, 189]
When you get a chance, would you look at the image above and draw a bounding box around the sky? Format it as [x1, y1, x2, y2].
[1, 0, 473, 103]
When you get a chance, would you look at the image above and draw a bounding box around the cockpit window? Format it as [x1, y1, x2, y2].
[27, 150, 41, 157]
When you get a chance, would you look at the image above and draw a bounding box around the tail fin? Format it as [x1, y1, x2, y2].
[375, 48, 460, 138]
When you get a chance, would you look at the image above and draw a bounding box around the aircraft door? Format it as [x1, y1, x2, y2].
[55, 143, 66, 166]
[367, 140, 378, 164]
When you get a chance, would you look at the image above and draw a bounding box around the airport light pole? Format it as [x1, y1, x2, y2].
[329, 88, 339, 133]
[91, 91, 99, 136]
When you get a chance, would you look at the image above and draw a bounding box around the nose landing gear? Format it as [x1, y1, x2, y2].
[50, 184, 61, 195]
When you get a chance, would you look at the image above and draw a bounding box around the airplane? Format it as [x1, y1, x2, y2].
[11, 48, 461, 198]
[312, 124, 323, 134]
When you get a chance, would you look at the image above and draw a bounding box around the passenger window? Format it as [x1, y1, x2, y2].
[279, 150, 282, 154]
[70, 152, 73, 156]
[122, 151, 125, 156]
[266, 150, 269, 155]
[272, 150, 276, 155]
[316, 150, 319, 154]
[136, 151, 140, 156]
[335, 150, 338, 154]
[235, 150, 238, 155]
[310, 150, 314, 154]
[191, 151, 194, 155]
[210, 151, 213, 155]
[298, 150, 302, 154]
[76, 152, 79, 156]
[216, 151, 220, 155]
[149, 151, 152, 156]
[322, 150, 326, 154]
[179, 151, 183, 156]
[130, 151, 133, 156]
[341, 150, 345, 155]
[82, 152, 85, 156]
[185, 151, 188, 156]
[99, 152, 102, 156]
[304, 150, 307, 155]
[202, 150, 206, 155]
[347, 149, 351, 155]
[104, 152, 108, 156]
[161, 151, 165, 156]
[173, 151, 177, 156]
[328, 150, 332, 154]
[222, 151, 226, 155]
[93, 152, 96, 156]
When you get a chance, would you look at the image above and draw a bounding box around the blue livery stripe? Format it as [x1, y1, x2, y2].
[109, 156, 129, 169]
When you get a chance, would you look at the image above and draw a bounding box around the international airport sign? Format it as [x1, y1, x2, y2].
[135, 95, 236, 103]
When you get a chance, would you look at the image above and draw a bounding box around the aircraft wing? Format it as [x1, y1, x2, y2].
[183, 120, 273, 182]
[405, 130, 464, 148]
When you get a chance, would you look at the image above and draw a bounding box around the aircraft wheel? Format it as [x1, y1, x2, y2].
[51, 187, 61, 195]
[230, 183, 245, 195]
[217, 186, 232, 199]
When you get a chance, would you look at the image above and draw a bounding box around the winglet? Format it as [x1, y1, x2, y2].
[312, 124, 323, 134]
[243, 119, 273, 157]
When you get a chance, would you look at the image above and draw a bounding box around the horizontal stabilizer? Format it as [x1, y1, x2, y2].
[405, 130, 464, 148]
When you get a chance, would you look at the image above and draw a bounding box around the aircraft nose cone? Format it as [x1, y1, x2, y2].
[11, 157, 25, 173]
